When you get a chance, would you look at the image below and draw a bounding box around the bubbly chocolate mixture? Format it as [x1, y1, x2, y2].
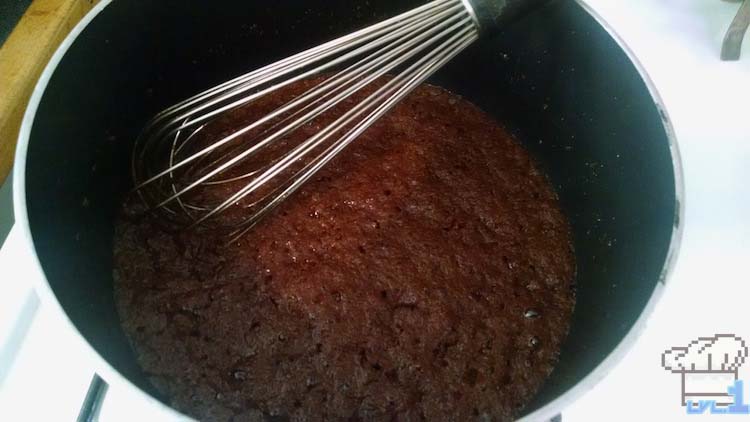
[113, 80, 575, 421]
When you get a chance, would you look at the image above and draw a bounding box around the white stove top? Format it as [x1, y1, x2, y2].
[1, 0, 749, 420]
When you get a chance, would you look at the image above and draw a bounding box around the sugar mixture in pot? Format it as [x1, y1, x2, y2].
[113, 80, 576, 421]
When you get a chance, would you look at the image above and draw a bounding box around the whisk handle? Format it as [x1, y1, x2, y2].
[464, 0, 552, 33]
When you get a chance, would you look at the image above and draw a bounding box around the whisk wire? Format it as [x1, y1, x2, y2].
[132, 0, 480, 235]
[153, 0, 457, 121]
[139, 0, 459, 159]
[228, 26, 479, 241]
[135, 1, 465, 194]
[202, 18, 477, 227]
[152, 8, 471, 211]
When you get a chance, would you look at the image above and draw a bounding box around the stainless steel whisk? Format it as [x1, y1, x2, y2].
[132, 0, 547, 241]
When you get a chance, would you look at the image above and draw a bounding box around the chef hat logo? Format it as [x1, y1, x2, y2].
[662, 334, 749, 373]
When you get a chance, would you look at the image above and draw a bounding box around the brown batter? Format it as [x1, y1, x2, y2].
[113, 79, 576, 421]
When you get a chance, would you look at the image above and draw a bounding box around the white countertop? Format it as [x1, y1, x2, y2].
[1, 0, 749, 420]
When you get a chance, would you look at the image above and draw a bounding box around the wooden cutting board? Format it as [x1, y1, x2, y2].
[0, 0, 100, 186]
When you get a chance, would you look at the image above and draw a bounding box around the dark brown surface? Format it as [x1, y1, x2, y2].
[113, 80, 576, 421]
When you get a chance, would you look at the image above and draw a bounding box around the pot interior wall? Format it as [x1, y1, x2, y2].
[23, 0, 677, 416]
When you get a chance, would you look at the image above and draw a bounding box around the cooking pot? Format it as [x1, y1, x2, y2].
[13, 0, 683, 419]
